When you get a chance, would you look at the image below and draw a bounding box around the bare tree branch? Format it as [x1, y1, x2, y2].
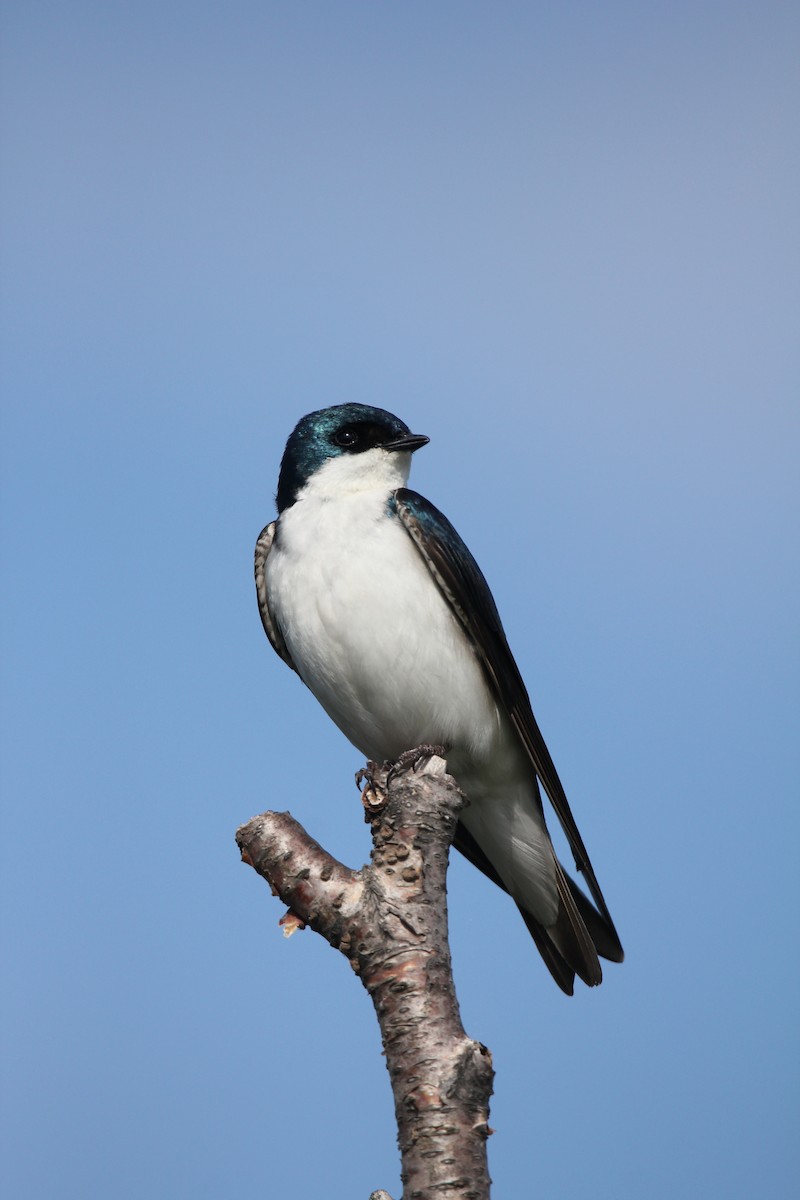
[236, 751, 494, 1200]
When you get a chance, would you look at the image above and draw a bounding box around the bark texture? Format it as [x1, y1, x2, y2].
[236, 752, 494, 1200]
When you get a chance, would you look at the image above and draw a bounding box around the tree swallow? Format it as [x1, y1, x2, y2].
[255, 403, 623, 994]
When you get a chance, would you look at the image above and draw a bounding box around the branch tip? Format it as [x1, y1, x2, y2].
[279, 910, 306, 937]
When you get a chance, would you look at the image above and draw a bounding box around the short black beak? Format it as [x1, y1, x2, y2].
[384, 432, 430, 453]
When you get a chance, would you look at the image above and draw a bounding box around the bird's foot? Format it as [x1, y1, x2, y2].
[386, 744, 448, 785]
[356, 761, 389, 816]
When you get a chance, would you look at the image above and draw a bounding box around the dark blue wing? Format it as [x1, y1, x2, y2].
[392, 487, 621, 950]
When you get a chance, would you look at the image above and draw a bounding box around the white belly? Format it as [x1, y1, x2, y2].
[266, 486, 503, 765]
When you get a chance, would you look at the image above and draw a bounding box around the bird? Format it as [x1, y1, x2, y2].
[255, 402, 623, 994]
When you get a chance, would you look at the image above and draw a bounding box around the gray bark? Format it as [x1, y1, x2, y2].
[236, 752, 494, 1200]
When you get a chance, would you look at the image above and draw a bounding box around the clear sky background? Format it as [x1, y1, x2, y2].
[1, 3, 797, 1197]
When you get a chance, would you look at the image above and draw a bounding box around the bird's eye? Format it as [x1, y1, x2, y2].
[334, 428, 359, 448]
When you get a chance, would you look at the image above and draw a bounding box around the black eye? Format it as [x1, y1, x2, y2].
[333, 428, 359, 448]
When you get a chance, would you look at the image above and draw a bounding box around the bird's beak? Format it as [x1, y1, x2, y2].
[384, 432, 430, 453]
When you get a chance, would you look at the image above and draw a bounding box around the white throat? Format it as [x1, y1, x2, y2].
[297, 447, 413, 503]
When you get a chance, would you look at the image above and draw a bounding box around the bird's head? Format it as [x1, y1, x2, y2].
[276, 403, 429, 512]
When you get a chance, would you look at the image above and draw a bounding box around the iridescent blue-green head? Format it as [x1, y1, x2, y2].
[276, 403, 429, 512]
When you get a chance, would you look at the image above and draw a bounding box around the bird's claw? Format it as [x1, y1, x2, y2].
[355, 765, 371, 791]
[357, 761, 388, 816]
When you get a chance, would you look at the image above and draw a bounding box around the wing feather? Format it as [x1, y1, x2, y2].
[393, 488, 623, 964]
[254, 522, 298, 673]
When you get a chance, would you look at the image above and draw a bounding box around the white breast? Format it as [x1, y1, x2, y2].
[266, 468, 502, 766]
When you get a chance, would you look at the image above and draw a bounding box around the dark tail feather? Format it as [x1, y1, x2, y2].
[452, 820, 622, 994]
[518, 867, 607, 995]
[565, 871, 625, 964]
[520, 863, 625, 993]
[552, 859, 603, 987]
[518, 908, 576, 995]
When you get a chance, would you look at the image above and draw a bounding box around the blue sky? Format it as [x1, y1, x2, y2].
[1, 3, 797, 1197]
